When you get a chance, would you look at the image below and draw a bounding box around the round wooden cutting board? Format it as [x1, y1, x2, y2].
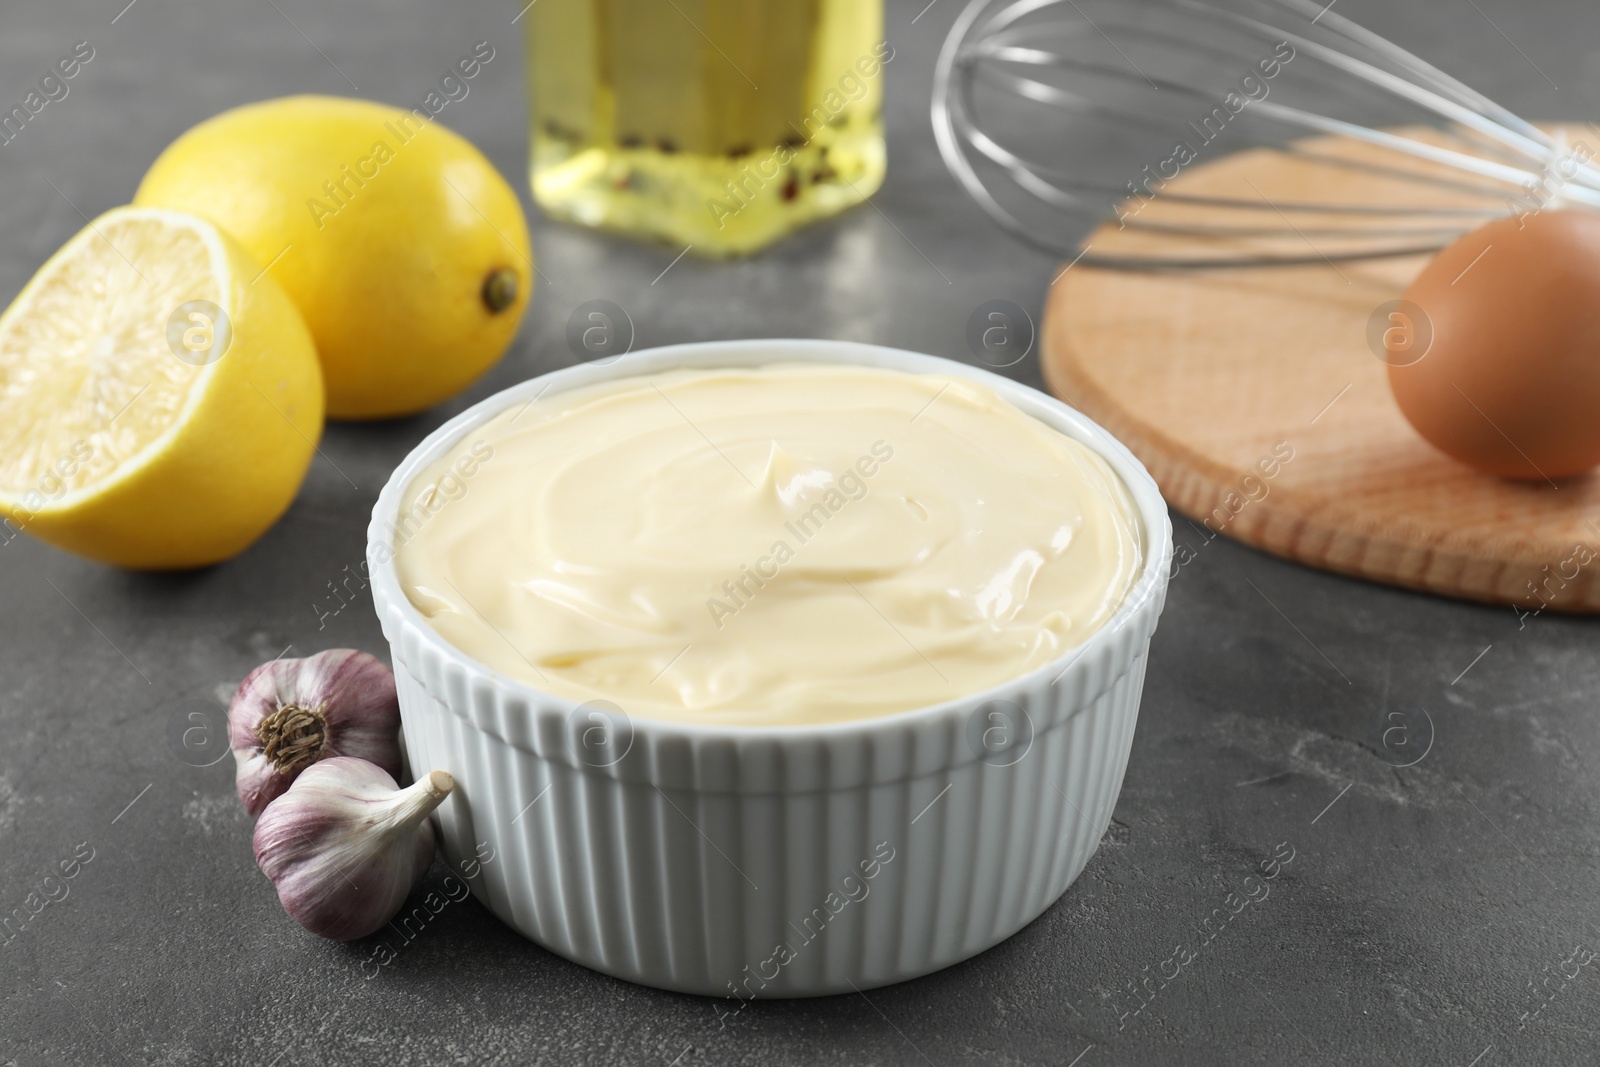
[1042, 126, 1600, 613]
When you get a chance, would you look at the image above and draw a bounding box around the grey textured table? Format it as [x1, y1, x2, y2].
[3, 1, 1598, 1064]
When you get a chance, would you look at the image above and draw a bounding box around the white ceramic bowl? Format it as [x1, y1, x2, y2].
[367, 340, 1171, 997]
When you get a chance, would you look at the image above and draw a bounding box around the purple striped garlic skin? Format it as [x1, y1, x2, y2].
[228, 649, 403, 817]
[253, 757, 453, 941]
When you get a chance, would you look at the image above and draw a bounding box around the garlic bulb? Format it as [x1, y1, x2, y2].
[253, 757, 453, 941]
[228, 649, 402, 816]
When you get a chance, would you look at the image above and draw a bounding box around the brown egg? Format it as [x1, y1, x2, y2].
[1387, 209, 1600, 480]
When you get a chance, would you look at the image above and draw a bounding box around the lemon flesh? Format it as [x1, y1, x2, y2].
[0, 215, 213, 495]
[0, 207, 323, 569]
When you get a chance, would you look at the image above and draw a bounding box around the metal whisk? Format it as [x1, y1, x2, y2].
[932, 0, 1600, 268]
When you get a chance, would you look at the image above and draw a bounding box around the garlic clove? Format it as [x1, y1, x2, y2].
[253, 756, 453, 941]
[228, 649, 403, 816]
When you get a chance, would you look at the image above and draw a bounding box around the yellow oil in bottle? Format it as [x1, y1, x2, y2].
[525, 0, 887, 255]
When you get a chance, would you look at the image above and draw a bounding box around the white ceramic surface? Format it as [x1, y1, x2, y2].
[367, 340, 1172, 997]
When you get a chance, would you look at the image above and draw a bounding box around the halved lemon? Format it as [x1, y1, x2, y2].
[0, 206, 323, 568]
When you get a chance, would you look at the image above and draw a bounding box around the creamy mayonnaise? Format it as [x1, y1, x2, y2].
[394, 363, 1143, 726]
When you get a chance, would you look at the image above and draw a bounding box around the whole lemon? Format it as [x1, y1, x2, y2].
[134, 95, 531, 419]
